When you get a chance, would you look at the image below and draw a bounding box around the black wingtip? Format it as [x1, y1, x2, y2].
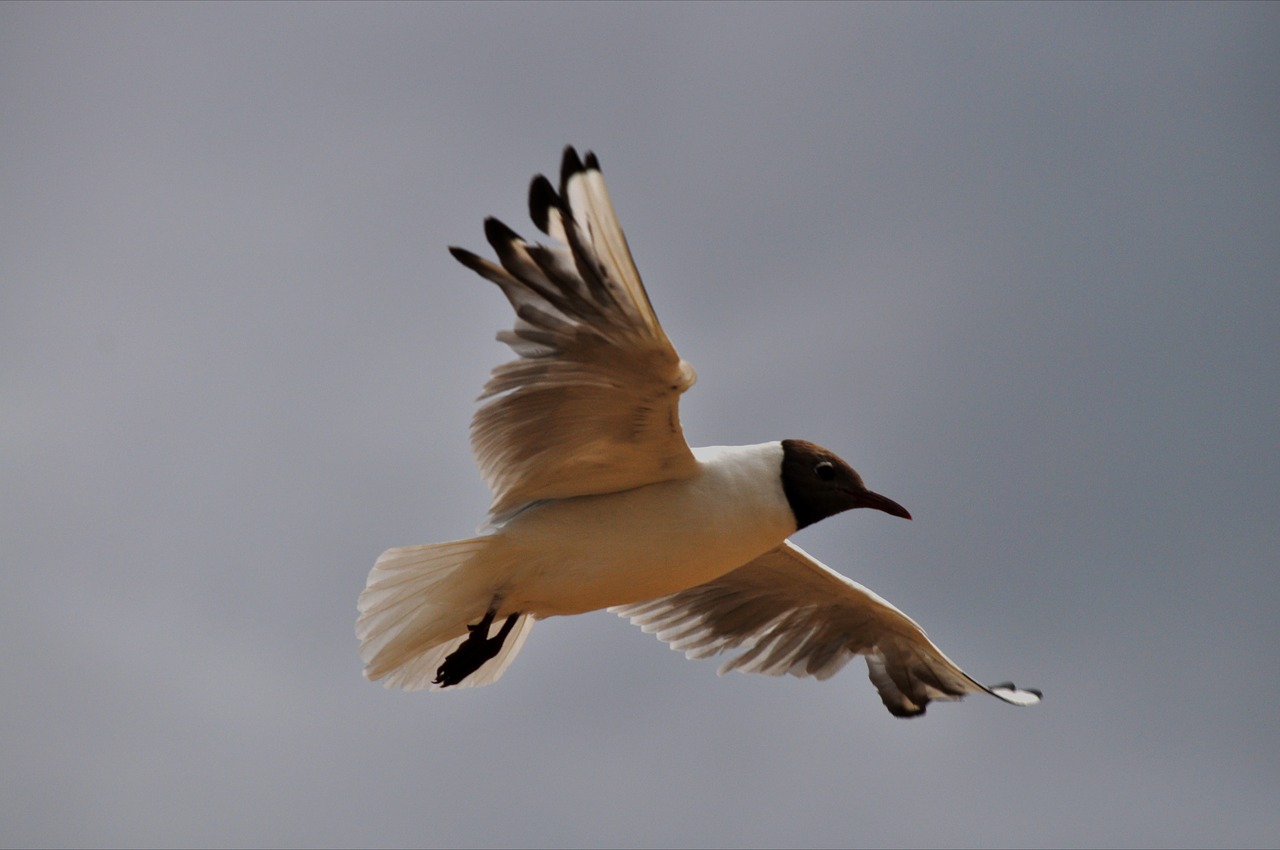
[560, 145, 585, 188]
[483, 216, 522, 251]
[991, 682, 1044, 698]
[888, 702, 927, 719]
[448, 245, 487, 274]
[987, 681, 1044, 708]
[528, 174, 558, 235]
[583, 150, 601, 171]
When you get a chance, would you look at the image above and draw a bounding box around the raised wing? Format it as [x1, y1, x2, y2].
[450, 147, 698, 522]
[611, 540, 1041, 718]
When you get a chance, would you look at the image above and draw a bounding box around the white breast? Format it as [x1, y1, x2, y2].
[493, 442, 796, 617]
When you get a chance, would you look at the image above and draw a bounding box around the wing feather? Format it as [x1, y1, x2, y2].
[451, 147, 697, 521]
[612, 541, 1042, 718]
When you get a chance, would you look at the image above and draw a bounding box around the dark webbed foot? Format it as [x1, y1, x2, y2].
[434, 610, 520, 687]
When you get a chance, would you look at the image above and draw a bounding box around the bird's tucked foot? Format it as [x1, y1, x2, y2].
[434, 610, 520, 687]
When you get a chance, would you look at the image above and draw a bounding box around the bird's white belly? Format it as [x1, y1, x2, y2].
[491, 445, 795, 617]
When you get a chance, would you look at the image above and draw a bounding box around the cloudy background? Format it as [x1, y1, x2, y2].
[4, 2, 1278, 847]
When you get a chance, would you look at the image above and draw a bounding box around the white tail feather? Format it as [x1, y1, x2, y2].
[356, 538, 534, 689]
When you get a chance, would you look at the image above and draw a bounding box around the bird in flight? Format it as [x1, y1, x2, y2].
[356, 147, 1040, 717]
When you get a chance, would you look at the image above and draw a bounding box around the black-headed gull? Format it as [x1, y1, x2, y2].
[356, 147, 1040, 717]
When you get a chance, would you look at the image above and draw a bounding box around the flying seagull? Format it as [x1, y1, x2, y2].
[356, 147, 1040, 717]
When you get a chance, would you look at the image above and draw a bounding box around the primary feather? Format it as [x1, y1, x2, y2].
[449, 149, 697, 523]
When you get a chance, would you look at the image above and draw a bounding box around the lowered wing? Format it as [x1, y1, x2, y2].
[612, 540, 1041, 717]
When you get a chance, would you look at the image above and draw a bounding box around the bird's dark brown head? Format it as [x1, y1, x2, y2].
[780, 439, 911, 531]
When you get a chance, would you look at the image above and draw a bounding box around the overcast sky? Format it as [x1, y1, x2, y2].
[4, 2, 1279, 848]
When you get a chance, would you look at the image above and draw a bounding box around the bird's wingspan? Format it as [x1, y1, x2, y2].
[451, 147, 698, 522]
[611, 540, 1042, 717]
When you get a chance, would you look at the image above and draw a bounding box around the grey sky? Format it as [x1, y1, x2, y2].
[3, 2, 1278, 847]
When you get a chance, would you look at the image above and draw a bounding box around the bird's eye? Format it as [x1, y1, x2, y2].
[814, 460, 836, 481]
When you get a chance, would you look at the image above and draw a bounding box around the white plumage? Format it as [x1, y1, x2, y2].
[356, 147, 1040, 716]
